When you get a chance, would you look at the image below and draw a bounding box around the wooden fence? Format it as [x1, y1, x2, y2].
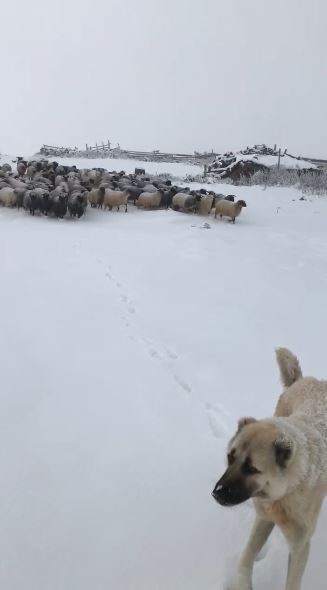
[39, 143, 217, 165]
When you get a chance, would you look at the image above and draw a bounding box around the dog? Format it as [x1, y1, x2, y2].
[212, 348, 327, 590]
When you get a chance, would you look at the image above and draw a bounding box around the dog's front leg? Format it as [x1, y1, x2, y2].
[285, 540, 310, 590]
[228, 517, 274, 590]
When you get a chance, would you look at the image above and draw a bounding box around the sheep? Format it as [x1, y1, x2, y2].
[7, 177, 28, 190]
[0, 187, 17, 207]
[26, 164, 36, 179]
[102, 188, 128, 212]
[159, 187, 177, 209]
[125, 186, 144, 205]
[136, 190, 164, 209]
[142, 184, 158, 193]
[15, 188, 27, 209]
[17, 161, 27, 177]
[212, 199, 247, 223]
[22, 190, 50, 216]
[171, 193, 197, 213]
[197, 194, 215, 215]
[55, 175, 66, 187]
[50, 194, 68, 219]
[88, 188, 104, 208]
[68, 192, 86, 218]
[23, 191, 34, 214]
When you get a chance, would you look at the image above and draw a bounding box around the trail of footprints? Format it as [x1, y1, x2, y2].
[99, 258, 227, 439]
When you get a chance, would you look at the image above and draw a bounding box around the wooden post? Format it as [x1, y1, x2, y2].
[277, 148, 281, 171]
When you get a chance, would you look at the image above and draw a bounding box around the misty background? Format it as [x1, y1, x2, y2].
[1, 0, 326, 157]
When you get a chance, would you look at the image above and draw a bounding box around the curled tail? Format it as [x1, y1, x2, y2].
[275, 347, 302, 387]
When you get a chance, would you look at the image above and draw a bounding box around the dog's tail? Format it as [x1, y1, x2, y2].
[275, 347, 302, 387]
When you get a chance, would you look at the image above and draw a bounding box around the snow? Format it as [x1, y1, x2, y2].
[0, 167, 327, 589]
[238, 153, 317, 170]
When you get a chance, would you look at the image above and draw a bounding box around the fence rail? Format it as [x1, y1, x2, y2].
[38, 143, 327, 169]
[39, 143, 217, 164]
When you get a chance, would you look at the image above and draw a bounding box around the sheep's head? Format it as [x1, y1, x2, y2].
[238, 199, 247, 208]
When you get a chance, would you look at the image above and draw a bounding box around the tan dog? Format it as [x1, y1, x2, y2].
[212, 348, 327, 590]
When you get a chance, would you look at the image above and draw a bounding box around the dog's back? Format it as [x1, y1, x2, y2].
[275, 348, 327, 439]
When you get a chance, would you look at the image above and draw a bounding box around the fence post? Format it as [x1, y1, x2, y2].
[277, 148, 281, 171]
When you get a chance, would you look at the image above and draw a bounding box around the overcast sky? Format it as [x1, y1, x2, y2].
[1, 0, 326, 157]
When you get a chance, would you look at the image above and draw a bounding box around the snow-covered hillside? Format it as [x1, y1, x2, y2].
[0, 168, 327, 589]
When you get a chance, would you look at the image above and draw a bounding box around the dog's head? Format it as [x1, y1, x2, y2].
[212, 418, 293, 507]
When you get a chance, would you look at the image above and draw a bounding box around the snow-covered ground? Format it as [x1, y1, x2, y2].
[0, 159, 327, 589]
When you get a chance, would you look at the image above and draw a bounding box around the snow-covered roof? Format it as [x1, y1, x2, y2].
[238, 153, 317, 170]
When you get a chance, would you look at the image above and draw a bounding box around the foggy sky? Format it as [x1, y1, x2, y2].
[1, 0, 327, 158]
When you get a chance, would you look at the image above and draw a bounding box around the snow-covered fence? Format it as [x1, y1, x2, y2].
[39, 143, 216, 165]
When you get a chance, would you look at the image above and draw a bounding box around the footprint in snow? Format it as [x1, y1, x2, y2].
[174, 375, 192, 394]
[205, 403, 230, 438]
[148, 347, 162, 360]
[128, 306, 136, 314]
[164, 347, 178, 360]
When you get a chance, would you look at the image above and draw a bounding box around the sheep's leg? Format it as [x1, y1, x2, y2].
[214, 211, 217, 219]
[117, 206, 120, 212]
[232, 217, 235, 224]
[125, 203, 128, 212]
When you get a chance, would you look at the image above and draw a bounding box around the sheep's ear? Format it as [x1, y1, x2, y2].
[237, 417, 257, 431]
[274, 438, 292, 468]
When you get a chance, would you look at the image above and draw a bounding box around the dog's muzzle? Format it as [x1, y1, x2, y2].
[212, 478, 250, 507]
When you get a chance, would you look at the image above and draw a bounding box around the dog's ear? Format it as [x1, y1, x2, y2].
[237, 417, 257, 431]
[274, 438, 292, 468]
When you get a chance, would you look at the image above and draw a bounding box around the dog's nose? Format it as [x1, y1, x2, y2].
[212, 482, 226, 503]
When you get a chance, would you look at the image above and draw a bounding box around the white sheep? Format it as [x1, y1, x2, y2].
[26, 165, 36, 179]
[197, 195, 214, 215]
[172, 193, 197, 212]
[212, 199, 247, 223]
[55, 175, 66, 187]
[103, 189, 128, 212]
[0, 187, 17, 207]
[136, 191, 163, 209]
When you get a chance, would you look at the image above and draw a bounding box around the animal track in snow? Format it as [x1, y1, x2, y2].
[205, 403, 229, 438]
[173, 375, 192, 394]
[164, 347, 178, 360]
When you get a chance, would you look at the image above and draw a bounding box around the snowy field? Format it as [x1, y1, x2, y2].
[1, 158, 327, 589]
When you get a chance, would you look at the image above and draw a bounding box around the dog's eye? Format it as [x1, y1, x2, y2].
[227, 450, 236, 465]
[242, 459, 261, 475]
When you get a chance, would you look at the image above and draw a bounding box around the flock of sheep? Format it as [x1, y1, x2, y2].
[0, 159, 247, 223]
